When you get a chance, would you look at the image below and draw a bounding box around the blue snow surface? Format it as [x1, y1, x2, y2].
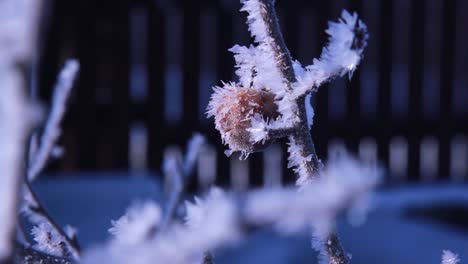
[33, 175, 468, 264]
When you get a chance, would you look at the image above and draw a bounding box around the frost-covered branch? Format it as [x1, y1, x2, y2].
[160, 134, 205, 231]
[292, 10, 368, 98]
[109, 201, 162, 245]
[84, 156, 379, 264]
[22, 180, 81, 260]
[28, 59, 80, 182]
[0, 71, 34, 263]
[19, 60, 81, 262]
[0, 0, 42, 262]
[208, 1, 369, 263]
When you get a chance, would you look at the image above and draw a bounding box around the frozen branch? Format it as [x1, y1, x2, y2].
[109, 201, 162, 245]
[84, 156, 379, 264]
[0, 0, 42, 262]
[160, 134, 206, 232]
[247, 114, 298, 144]
[0, 71, 33, 263]
[209, 1, 369, 263]
[292, 10, 368, 98]
[18, 59, 81, 261]
[22, 181, 81, 260]
[28, 59, 79, 182]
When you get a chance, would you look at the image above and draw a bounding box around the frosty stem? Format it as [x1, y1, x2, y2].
[23, 180, 81, 260]
[257, 0, 348, 263]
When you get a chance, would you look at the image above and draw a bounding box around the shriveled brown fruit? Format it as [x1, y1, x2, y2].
[207, 84, 279, 154]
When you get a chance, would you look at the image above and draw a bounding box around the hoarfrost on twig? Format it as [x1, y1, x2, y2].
[292, 10, 368, 98]
[20, 59, 81, 261]
[0, 0, 42, 260]
[83, 156, 379, 264]
[109, 201, 162, 245]
[208, 1, 369, 264]
[28, 59, 80, 182]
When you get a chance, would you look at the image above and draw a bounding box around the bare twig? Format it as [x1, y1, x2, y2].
[160, 134, 206, 232]
[28, 59, 79, 182]
[19, 59, 80, 261]
[23, 180, 81, 260]
[237, 1, 368, 263]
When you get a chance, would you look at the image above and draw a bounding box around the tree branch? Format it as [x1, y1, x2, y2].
[23, 180, 81, 260]
[248, 1, 350, 263]
[28, 59, 79, 182]
[0, 0, 43, 262]
[160, 134, 205, 232]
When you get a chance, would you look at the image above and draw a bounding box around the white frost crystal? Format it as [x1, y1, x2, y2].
[109, 201, 162, 245]
[442, 250, 460, 264]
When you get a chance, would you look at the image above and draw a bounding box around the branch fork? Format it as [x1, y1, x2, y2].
[208, 0, 369, 263]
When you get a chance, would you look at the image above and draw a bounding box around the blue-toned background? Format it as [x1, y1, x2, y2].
[29, 0, 468, 262]
[36, 0, 468, 188]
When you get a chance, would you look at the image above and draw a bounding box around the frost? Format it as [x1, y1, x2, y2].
[287, 136, 314, 186]
[305, 93, 314, 129]
[442, 250, 460, 264]
[64, 225, 78, 240]
[293, 10, 368, 98]
[28, 59, 80, 181]
[84, 155, 379, 264]
[184, 188, 229, 230]
[31, 223, 66, 257]
[0, 0, 41, 260]
[183, 133, 205, 175]
[109, 201, 162, 245]
[84, 189, 240, 264]
[246, 155, 380, 233]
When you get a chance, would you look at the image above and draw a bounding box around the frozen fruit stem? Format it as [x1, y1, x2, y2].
[208, 0, 368, 263]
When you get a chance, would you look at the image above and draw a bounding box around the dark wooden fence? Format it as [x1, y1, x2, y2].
[37, 0, 468, 188]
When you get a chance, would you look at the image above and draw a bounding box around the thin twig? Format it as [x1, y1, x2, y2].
[255, 1, 349, 263]
[160, 155, 184, 231]
[28, 59, 79, 182]
[160, 134, 205, 232]
[23, 180, 81, 260]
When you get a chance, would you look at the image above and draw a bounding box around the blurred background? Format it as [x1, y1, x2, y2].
[35, 0, 468, 189]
